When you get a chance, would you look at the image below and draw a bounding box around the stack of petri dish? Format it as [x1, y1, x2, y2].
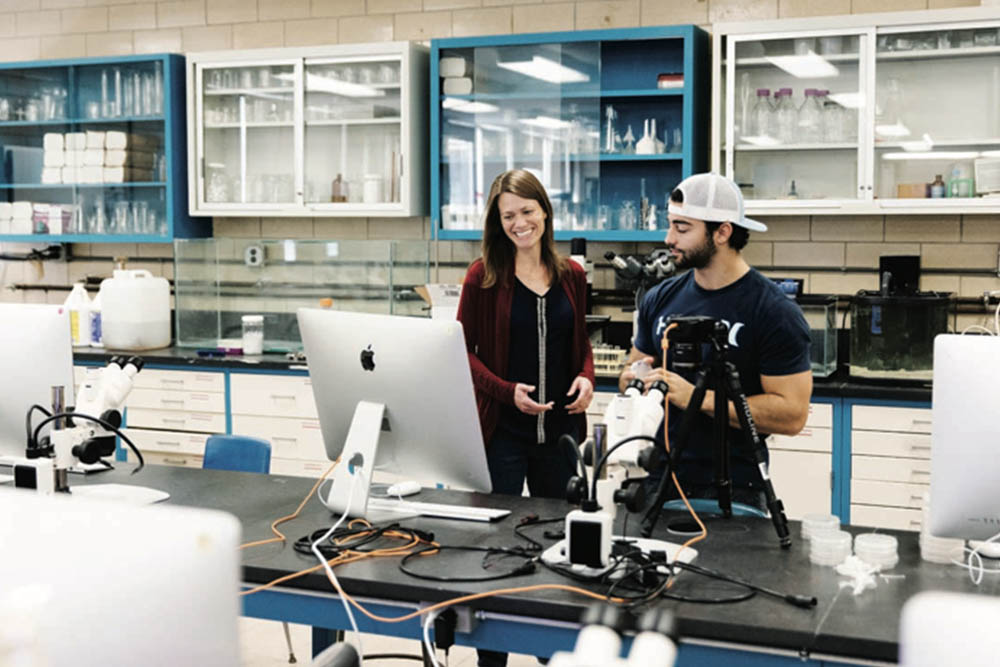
[854, 533, 899, 570]
[802, 513, 840, 541]
[919, 493, 965, 564]
[810, 530, 852, 566]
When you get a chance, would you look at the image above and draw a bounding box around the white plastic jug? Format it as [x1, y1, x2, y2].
[99, 269, 170, 351]
[64, 282, 91, 347]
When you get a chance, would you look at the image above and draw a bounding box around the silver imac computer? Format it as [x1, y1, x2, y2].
[929, 334, 1000, 540]
[0, 304, 76, 458]
[297, 309, 506, 522]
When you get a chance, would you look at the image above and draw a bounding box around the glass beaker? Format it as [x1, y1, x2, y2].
[241, 315, 264, 355]
[618, 201, 637, 230]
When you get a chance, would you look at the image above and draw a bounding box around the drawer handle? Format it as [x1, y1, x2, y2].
[800, 428, 812, 437]
[155, 440, 181, 447]
[912, 470, 931, 478]
[273, 437, 297, 444]
[270, 394, 296, 400]
[911, 494, 926, 501]
[910, 444, 931, 450]
[911, 419, 932, 425]
[160, 378, 184, 384]
[162, 418, 186, 424]
[163, 457, 187, 465]
[160, 399, 184, 405]
[910, 520, 923, 527]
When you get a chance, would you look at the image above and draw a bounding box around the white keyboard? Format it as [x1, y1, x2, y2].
[367, 498, 510, 523]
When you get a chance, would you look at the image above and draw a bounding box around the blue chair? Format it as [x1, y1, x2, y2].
[663, 498, 768, 518]
[203, 434, 272, 474]
[202, 435, 295, 663]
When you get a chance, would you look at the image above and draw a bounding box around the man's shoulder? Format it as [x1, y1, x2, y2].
[643, 271, 692, 308]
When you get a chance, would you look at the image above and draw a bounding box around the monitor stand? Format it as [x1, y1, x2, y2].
[321, 401, 510, 524]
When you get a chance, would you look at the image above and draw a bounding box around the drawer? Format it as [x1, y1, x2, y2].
[768, 450, 831, 520]
[270, 457, 333, 478]
[123, 428, 209, 456]
[231, 415, 326, 461]
[850, 504, 923, 532]
[131, 369, 224, 393]
[852, 455, 931, 484]
[851, 479, 927, 509]
[852, 405, 932, 433]
[126, 408, 225, 434]
[852, 430, 932, 460]
[129, 450, 203, 469]
[769, 426, 832, 453]
[127, 388, 225, 413]
[806, 403, 833, 429]
[230, 373, 318, 419]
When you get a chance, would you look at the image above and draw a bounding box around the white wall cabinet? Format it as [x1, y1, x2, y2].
[187, 41, 428, 218]
[713, 6, 1000, 215]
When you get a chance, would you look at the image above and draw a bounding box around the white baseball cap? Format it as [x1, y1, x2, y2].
[667, 173, 767, 232]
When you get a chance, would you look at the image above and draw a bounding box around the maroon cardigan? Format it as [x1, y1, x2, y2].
[456, 258, 595, 447]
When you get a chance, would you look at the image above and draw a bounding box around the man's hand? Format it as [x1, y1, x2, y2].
[513, 383, 553, 415]
[565, 376, 594, 414]
[619, 353, 656, 392]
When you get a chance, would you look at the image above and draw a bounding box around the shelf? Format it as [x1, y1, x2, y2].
[876, 45, 1000, 61]
[440, 88, 683, 102]
[728, 53, 860, 67]
[305, 117, 401, 126]
[0, 182, 165, 189]
[732, 142, 858, 151]
[875, 138, 1000, 149]
[204, 122, 294, 129]
[0, 116, 164, 127]
[203, 87, 294, 96]
[441, 153, 682, 164]
[0, 233, 171, 243]
[438, 228, 670, 241]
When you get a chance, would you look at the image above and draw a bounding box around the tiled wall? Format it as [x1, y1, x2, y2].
[2, 0, 998, 334]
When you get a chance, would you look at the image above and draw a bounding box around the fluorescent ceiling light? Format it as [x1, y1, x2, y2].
[496, 56, 589, 84]
[741, 135, 782, 147]
[881, 150, 980, 161]
[765, 51, 839, 79]
[900, 134, 934, 152]
[521, 115, 572, 130]
[875, 122, 911, 138]
[827, 92, 864, 109]
[304, 72, 383, 98]
[442, 97, 499, 113]
[981, 150, 1000, 158]
[283, 239, 297, 262]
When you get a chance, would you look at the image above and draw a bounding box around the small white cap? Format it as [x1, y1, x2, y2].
[668, 172, 767, 232]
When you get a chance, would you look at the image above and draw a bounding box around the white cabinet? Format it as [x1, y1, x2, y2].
[713, 6, 1000, 215]
[768, 402, 833, 519]
[187, 42, 428, 217]
[850, 404, 931, 531]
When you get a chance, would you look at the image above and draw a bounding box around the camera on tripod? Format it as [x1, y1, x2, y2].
[665, 316, 726, 371]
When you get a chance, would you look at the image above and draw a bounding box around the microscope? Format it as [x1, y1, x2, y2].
[549, 603, 677, 667]
[14, 356, 144, 494]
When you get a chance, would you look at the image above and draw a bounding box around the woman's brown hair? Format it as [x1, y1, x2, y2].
[480, 169, 567, 289]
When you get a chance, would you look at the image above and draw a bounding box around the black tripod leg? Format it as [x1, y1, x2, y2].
[713, 366, 732, 519]
[640, 369, 710, 537]
[723, 365, 792, 549]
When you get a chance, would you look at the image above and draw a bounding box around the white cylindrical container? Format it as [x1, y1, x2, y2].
[64, 282, 92, 347]
[241, 315, 264, 355]
[99, 269, 170, 350]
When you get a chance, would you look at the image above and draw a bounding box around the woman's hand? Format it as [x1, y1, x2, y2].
[514, 383, 553, 415]
[565, 376, 594, 415]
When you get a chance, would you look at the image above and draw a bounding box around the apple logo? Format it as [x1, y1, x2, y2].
[360, 344, 375, 371]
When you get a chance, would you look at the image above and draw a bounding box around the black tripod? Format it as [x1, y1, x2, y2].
[640, 320, 792, 548]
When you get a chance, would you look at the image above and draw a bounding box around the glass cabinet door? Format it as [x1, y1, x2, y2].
[873, 23, 1000, 202]
[726, 31, 870, 204]
[199, 62, 296, 207]
[303, 57, 402, 207]
[439, 41, 601, 232]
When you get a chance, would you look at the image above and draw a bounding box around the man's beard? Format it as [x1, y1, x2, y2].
[672, 231, 717, 270]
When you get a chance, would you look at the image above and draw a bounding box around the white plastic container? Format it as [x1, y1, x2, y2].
[99, 269, 170, 350]
[64, 282, 92, 347]
[241, 314, 264, 355]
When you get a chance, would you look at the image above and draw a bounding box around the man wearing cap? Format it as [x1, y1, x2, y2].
[618, 172, 812, 511]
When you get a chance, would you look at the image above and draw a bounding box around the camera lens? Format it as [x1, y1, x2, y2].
[672, 341, 700, 370]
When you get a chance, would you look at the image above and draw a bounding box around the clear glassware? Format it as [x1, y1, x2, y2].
[0, 96, 9, 121]
[774, 88, 798, 144]
[750, 88, 772, 139]
[798, 88, 823, 144]
[618, 200, 637, 230]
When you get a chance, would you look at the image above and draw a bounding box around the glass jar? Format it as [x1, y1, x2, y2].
[241, 315, 264, 355]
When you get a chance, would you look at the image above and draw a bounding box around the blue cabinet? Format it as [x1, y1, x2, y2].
[0, 53, 207, 244]
[431, 26, 709, 241]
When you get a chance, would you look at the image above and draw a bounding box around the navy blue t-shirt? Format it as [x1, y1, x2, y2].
[634, 268, 811, 488]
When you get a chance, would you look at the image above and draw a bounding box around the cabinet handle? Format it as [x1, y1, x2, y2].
[911, 419, 932, 425]
[273, 437, 297, 444]
[161, 418, 186, 425]
[160, 378, 185, 385]
[155, 440, 181, 447]
[910, 444, 931, 451]
[910, 494, 925, 501]
[909, 520, 922, 527]
[912, 470, 931, 478]
[800, 428, 812, 437]
[161, 398, 184, 405]
[270, 394, 296, 400]
[163, 457, 188, 465]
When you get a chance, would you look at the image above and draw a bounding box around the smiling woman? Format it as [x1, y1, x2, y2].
[456, 167, 597, 667]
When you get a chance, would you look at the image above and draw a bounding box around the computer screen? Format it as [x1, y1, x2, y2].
[0, 489, 241, 666]
[929, 334, 1000, 540]
[0, 304, 76, 457]
[297, 309, 491, 517]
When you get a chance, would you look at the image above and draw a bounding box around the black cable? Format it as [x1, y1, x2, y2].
[30, 411, 144, 472]
[513, 516, 564, 552]
[25, 404, 52, 451]
[591, 435, 659, 501]
[362, 654, 424, 662]
[660, 589, 756, 604]
[399, 545, 536, 583]
[560, 434, 588, 495]
[294, 523, 424, 559]
[672, 561, 817, 608]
